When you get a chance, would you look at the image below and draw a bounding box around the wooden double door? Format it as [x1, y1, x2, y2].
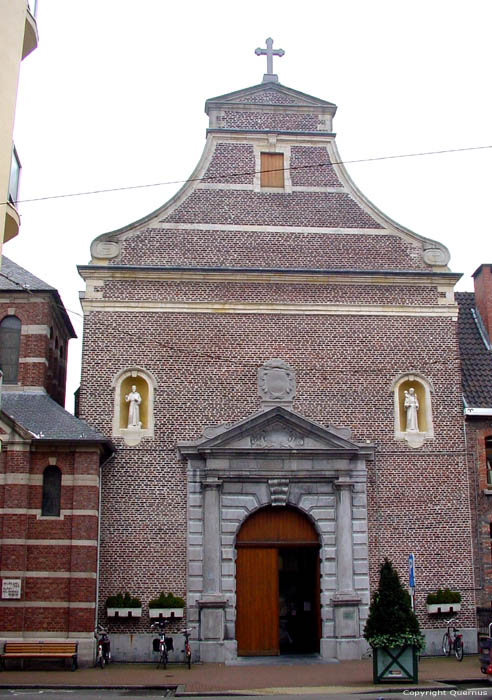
[235, 506, 321, 656]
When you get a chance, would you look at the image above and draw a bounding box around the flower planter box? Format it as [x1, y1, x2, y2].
[107, 607, 142, 618]
[373, 644, 418, 683]
[149, 608, 184, 619]
[426, 603, 461, 615]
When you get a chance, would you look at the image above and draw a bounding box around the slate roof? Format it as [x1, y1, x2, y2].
[0, 256, 55, 292]
[0, 257, 76, 338]
[1, 391, 109, 443]
[456, 291, 492, 407]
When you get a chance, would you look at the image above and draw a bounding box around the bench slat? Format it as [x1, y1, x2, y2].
[1, 642, 78, 670]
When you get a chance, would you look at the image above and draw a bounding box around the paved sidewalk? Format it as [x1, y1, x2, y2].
[0, 655, 485, 695]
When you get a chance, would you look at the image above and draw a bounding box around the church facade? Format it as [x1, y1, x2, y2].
[77, 56, 475, 662]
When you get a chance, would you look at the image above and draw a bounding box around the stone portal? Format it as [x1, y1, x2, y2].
[179, 401, 374, 662]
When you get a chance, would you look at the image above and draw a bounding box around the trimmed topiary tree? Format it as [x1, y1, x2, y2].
[364, 557, 424, 650]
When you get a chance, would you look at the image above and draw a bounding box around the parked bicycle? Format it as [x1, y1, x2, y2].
[95, 624, 111, 668]
[442, 618, 464, 661]
[151, 620, 173, 669]
[182, 627, 192, 669]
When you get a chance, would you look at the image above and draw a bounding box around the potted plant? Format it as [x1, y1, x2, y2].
[426, 588, 461, 614]
[106, 592, 142, 618]
[364, 558, 425, 684]
[148, 592, 185, 619]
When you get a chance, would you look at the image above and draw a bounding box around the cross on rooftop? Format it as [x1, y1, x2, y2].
[255, 37, 285, 83]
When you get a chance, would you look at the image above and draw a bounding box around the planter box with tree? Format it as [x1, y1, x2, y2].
[106, 592, 142, 618]
[364, 558, 425, 684]
[148, 592, 185, 619]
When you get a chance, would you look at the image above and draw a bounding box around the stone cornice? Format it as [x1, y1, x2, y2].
[78, 264, 462, 287]
[79, 298, 459, 319]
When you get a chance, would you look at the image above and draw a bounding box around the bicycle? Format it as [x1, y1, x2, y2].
[442, 618, 464, 661]
[95, 624, 111, 668]
[182, 627, 192, 669]
[151, 620, 173, 669]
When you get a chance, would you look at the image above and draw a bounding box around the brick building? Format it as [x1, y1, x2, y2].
[0, 257, 111, 664]
[456, 265, 492, 628]
[77, 59, 476, 662]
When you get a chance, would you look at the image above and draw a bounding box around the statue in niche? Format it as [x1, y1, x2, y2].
[125, 385, 142, 429]
[404, 388, 419, 432]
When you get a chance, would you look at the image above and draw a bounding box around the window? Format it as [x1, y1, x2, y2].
[260, 152, 284, 188]
[0, 315, 21, 384]
[41, 466, 61, 517]
[486, 437, 492, 486]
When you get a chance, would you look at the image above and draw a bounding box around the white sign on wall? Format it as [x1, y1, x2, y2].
[2, 579, 21, 599]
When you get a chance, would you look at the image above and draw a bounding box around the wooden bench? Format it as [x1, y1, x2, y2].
[1, 641, 78, 671]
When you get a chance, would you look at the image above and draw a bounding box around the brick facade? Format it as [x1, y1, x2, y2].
[78, 80, 475, 660]
[0, 259, 110, 665]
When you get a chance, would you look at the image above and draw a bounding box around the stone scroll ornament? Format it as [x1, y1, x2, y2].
[258, 359, 296, 408]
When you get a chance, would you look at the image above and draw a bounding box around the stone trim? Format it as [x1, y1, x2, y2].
[0, 474, 99, 486]
[20, 325, 50, 336]
[0, 539, 97, 546]
[0, 571, 97, 579]
[81, 299, 459, 319]
[0, 601, 95, 608]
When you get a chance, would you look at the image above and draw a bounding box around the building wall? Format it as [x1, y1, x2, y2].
[0, 292, 70, 405]
[0, 435, 101, 663]
[0, 0, 38, 252]
[78, 303, 473, 650]
[465, 418, 492, 609]
[78, 82, 473, 658]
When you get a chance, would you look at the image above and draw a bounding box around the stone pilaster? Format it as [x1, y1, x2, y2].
[331, 478, 361, 660]
[198, 477, 227, 661]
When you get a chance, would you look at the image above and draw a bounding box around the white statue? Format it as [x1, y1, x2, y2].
[404, 388, 419, 432]
[125, 385, 142, 428]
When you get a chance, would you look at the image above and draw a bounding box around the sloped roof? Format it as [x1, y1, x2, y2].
[1, 391, 109, 443]
[205, 81, 337, 113]
[0, 256, 55, 292]
[0, 257, 76, 338]
[456, 291, 492, 407]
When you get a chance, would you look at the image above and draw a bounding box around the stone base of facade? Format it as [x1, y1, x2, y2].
[108, 632, 193, 664]
[421, 627, 478, 656]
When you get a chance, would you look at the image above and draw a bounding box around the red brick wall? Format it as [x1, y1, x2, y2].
[465, 418, 492, 608]
[0, 293, 70, 405]
[0, 445, 100, 635]
[473, 265, 492, 338]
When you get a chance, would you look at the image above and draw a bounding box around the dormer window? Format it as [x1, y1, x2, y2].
[260, 152, 284, 188]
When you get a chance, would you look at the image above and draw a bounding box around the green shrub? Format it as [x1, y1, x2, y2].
[148, 592, 185, 609]
[106, 592, 142, 608]
[364, 558, 425, 650]
[426, 588, 461, 605]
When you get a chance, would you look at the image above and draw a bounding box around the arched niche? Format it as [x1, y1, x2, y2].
[391, 372, 434, 448]
[111, 367, 157, 446]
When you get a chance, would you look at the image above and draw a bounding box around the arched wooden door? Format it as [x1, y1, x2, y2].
[235, 506, 320, 656]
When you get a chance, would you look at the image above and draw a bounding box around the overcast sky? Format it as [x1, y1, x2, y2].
[6, 0, 492, 410]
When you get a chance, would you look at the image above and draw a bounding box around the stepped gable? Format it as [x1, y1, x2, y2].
[88, 82, 450, 272]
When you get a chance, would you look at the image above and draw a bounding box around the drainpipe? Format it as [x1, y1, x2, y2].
[95, 451, 115, 633]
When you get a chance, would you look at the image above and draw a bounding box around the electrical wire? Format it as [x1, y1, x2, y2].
[4, 143, 492, 206]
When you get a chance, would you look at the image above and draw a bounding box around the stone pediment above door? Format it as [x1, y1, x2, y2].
[178, 406, 374, 468]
